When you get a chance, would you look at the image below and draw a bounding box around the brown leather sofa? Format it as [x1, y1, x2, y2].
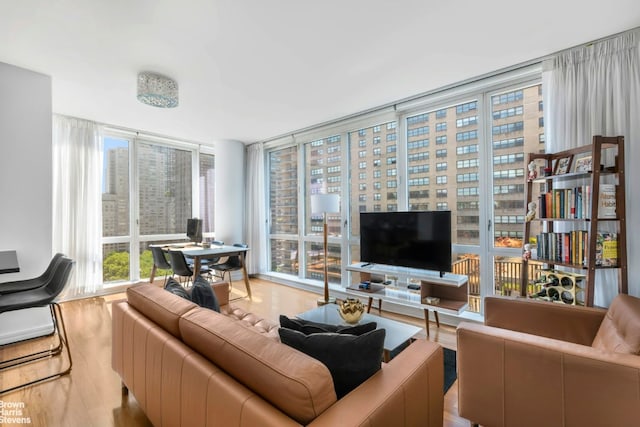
[112, 283, 444, 426]
[457, 294, 640, 427]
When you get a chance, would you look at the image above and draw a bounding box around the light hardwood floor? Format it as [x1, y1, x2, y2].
[0, 278, 471, 427]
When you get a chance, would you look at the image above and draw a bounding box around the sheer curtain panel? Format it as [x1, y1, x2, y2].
[52, 115, 103, 298]
[542, 28, 640, 305]
[244, 143, 267, 274]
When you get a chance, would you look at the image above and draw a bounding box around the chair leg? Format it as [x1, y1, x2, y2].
[0, 305, 63, 370]
[0, 302, 73, 395]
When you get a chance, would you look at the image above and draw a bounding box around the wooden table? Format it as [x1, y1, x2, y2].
[150, 244, 252, 299]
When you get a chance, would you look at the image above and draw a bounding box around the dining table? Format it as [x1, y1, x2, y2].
[150, 243, 251, 299]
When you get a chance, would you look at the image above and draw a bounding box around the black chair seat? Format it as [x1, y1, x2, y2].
[0, 253, 64, 295]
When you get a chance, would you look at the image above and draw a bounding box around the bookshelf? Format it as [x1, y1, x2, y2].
[521, 135, 628, 306]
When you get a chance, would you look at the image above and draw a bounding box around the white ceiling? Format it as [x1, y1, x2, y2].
[1, 1, 639, 145]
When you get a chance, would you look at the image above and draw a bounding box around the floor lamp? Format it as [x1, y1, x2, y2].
[310, 193, 340, 305]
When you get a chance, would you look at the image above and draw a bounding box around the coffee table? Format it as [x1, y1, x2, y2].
[297, 303, 422, 361]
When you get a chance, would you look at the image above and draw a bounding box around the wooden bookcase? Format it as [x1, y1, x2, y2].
[521, 135, 628, 306]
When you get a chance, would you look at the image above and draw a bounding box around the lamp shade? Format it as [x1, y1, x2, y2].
[311, 194, 340, 214]
[137, 72, 179, 108]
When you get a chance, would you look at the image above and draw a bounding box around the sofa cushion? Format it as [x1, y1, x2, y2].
[126, 284, 197, 339]
[190, 276, 220, 312]
[164, 277, 191, 300]
[279, 327, 385, 398]
[279, 315, 377, 336]
[179, 308, 337, 424]
[221, 306, 281, 340]
[592, 294, 640, 354]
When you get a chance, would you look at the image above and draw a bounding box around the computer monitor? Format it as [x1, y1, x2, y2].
[186, 218, 203, 243]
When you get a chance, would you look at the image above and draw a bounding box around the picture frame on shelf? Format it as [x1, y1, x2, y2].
[554, 155, 573, 175]
[574, 155, 593, 173]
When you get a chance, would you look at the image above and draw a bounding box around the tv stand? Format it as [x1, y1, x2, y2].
[345, 263, 468, 336]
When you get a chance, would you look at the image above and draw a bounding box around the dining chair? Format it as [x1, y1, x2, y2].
[209, 243, 248, 297]
[0, 253, 64, 294]
[150, 246, 172, 285]
[0, 256, 74, 394]
[168, 250, 210, 287]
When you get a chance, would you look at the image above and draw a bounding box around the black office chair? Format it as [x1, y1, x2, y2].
[0, 256, 74, 395]
[0, 253, 64, 294]
[150, 246, 172, 285]
[210, 243, 248, 298]
[167, 250, 210, 287]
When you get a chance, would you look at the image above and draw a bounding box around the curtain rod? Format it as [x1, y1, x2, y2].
[256, 25, 640, 147]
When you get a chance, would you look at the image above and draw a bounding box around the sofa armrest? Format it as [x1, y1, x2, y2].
[211, 280, 229, 307]
[485, 296, 606, 345]
[308, 339, 444, 427]
[457, 321, 640, 427]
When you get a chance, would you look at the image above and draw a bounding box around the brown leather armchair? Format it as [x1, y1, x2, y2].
[457, 294, 640, 427]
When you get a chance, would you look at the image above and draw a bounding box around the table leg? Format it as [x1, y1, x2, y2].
[149, 265, 157, 284]
[377, 298, 382, 314]
[423, 308, 430, 337]
[241, 252, 252, 299]
[434, 310, 440, 328]
[366, 297, 373, 313]
[192, 257, 201, 279]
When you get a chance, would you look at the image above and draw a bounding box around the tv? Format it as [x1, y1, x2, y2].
[360, 211, 452, 276]
[186, 218, 203, 243]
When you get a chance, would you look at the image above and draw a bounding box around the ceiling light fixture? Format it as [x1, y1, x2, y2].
[137, 72, 179, 108]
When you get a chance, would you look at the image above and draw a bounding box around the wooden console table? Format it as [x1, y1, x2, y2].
[345, 263, 468, 336]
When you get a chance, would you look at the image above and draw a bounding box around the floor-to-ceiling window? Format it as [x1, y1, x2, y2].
[490, 85, 546, 300]
[101, 132, 215, 284]
[265, 67, 545, 315]
[268, 145, 299, 276]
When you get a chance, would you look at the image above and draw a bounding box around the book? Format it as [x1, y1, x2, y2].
[595, 232, 618, 267]
[598, 184, 617, 219]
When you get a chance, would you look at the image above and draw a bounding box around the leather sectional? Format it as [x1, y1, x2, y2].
[112, 283, 445, 426]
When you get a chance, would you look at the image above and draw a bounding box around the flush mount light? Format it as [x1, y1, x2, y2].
[137, 72, 179, 108]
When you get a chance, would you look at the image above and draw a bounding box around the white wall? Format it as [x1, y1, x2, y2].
[214, 140, 245, 246]
[0, 62, 53, 280]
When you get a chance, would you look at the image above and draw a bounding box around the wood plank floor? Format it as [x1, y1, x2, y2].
[0, 278, 471, 427]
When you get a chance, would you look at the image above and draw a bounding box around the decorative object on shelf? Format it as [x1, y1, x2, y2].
[573, 154, 593, 173]
[525, 201, 537, 222]
[554, 155, 573, 175]
[522, 244, 532, 261]
[337, 298, 365, 324]
[527, 160, 537, 181]
[137, 72, 179, 108]
[310, 193, 340, 305]
[423, 296, 440, 306]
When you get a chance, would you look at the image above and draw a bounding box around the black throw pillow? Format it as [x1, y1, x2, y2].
[191, 275, 221, 312]
[164, 277, 191, 301]
[279, 315, 377, 336]
[278, 327, 385, 398]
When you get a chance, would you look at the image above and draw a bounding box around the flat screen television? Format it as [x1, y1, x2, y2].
[186, 218, 203, 243]
[360, 211, 452, 276]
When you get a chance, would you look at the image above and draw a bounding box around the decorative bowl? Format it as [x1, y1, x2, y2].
[338, 298, 365, 324]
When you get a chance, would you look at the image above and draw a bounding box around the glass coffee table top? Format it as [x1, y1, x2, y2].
[297, 304, 422, 355]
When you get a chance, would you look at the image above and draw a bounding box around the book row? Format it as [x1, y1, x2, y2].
[535, 231, 618, 267]
[537, 186, 592, 219]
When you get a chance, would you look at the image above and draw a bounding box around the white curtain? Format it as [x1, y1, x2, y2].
[52, 115, 103, 298]
[542, 28, 640, 305]
[244, 143, 267, 274]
